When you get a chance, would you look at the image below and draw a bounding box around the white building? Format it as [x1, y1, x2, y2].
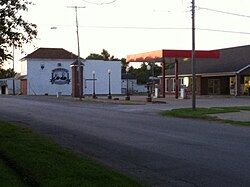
[20, 48, 121, 96]
[0, 78, 20, 95]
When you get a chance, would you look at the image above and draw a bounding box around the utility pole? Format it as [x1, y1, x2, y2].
[12, 42, 15, 95]
[191, 0, 196, 110]
[67, 6, 85, 99]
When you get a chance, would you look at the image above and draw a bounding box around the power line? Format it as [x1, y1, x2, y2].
[49, 25, 250, 35]
[81, 0, 117, 5]
[80, 26, 250, 35]
[197, 28, 250, 35]
[197, 7, 250, 18]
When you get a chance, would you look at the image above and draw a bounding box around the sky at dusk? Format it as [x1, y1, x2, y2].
[5, 0, 250, 71]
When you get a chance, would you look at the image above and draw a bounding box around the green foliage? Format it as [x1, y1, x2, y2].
[0, 159, 26, 186]
[0, 68, 16, 78]
[161, 106, 250, 126]
[0, 0, 37, 64]
[0, 121, 142, 186]
[86, 53, 104, 60]
[127, 62, 162, 84]
[86, 49, 120, 61]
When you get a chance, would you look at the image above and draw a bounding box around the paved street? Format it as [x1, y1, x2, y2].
[0, 95, 250, 186]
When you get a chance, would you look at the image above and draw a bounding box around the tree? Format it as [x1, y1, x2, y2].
[101, 49, 110, 61]
[121, 58, 128, 74]
[0, 68, 16, 79]
[86, 49, 120, 61]
[86, 53, 104, 60]
[0, 0, 37, 65]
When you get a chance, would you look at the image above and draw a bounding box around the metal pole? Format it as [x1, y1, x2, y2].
[125, 71, 130, 100]
[92, 71, 96, 99]
[191, 0, 196, 110]
[108, 69, 112, 99]
[12, 42, 15, 95]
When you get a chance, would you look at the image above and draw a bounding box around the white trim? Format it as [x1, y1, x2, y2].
[159, 72, 236, 78]
[201, 72, 236, 77]
[236, 64, 250, 74]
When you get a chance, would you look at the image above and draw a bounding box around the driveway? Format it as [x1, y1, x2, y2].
[0, 96, 250, 186]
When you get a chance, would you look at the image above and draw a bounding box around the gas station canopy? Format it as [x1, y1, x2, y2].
[126, 49, 220, 99]
[126, 49, 220, 62]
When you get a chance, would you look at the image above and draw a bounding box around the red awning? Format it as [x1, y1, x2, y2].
[127, 49, 220, 62]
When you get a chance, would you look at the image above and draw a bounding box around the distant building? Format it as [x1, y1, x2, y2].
[19, 48, 121, 95]
[0, 78, 20, 95]
[121, 74, 147, 94]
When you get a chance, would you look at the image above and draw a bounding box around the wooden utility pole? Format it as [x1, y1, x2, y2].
[191, 0, 196, 109]
[68, 6, 85, 99]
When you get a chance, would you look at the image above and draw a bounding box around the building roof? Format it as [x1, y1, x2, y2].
[166, 45, 250, 76]
[22, 48, 79, 60]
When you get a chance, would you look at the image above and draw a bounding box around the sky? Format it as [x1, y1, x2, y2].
[5, 0, 250, 71]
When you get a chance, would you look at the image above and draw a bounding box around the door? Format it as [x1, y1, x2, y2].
[208, 79, 220, 95]
[1, 86, 6, 94]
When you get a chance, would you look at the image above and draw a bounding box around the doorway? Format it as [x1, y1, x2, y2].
[1, 86, 7, 95]
[208, 79, 220, 95]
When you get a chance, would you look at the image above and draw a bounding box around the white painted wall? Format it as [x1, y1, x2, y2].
[0, 78, 20, 95]
[26, 59, 73, 95]
[22, 59, 121, 95]
[84, 60, 121, 95]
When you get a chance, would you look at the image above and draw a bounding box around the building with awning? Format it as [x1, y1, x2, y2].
[127, 45, 250, 97]
[127, 48, 220, 98]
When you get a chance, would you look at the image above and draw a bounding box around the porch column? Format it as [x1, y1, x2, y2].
[235, 73, 241, 96]
[162, 58, 166, 98]
[175, 58, 179, 99]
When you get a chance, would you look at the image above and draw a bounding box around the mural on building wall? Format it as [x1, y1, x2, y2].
[50, 68, 70, 85]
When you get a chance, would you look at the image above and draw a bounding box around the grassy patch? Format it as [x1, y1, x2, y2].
[0, 159, 26, 186]
[0, 121, 142, 186]
[161, 106, 250, 126]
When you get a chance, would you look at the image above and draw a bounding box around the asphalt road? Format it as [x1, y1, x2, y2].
[0, 96, 250, 186]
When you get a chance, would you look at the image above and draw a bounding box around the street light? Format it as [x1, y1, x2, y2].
[125, 67, 130, 100]
[92, 71, 97, 99]
[146, 64, 153, 102]
[107, 69, 112, 99]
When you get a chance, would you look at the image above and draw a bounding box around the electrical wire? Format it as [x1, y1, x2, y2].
[197, 7, 250, 18]
[50, 24, 250, 35]
[197, 28, 250, 35]
[81, 0, 117, 5]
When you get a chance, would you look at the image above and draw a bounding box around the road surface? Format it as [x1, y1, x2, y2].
[0, 96, 249, 186]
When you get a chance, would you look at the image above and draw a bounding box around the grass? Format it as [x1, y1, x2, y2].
[0, 159, 26, 186]
[161, 106, 250, 126]
[0, 121, 142, 187]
